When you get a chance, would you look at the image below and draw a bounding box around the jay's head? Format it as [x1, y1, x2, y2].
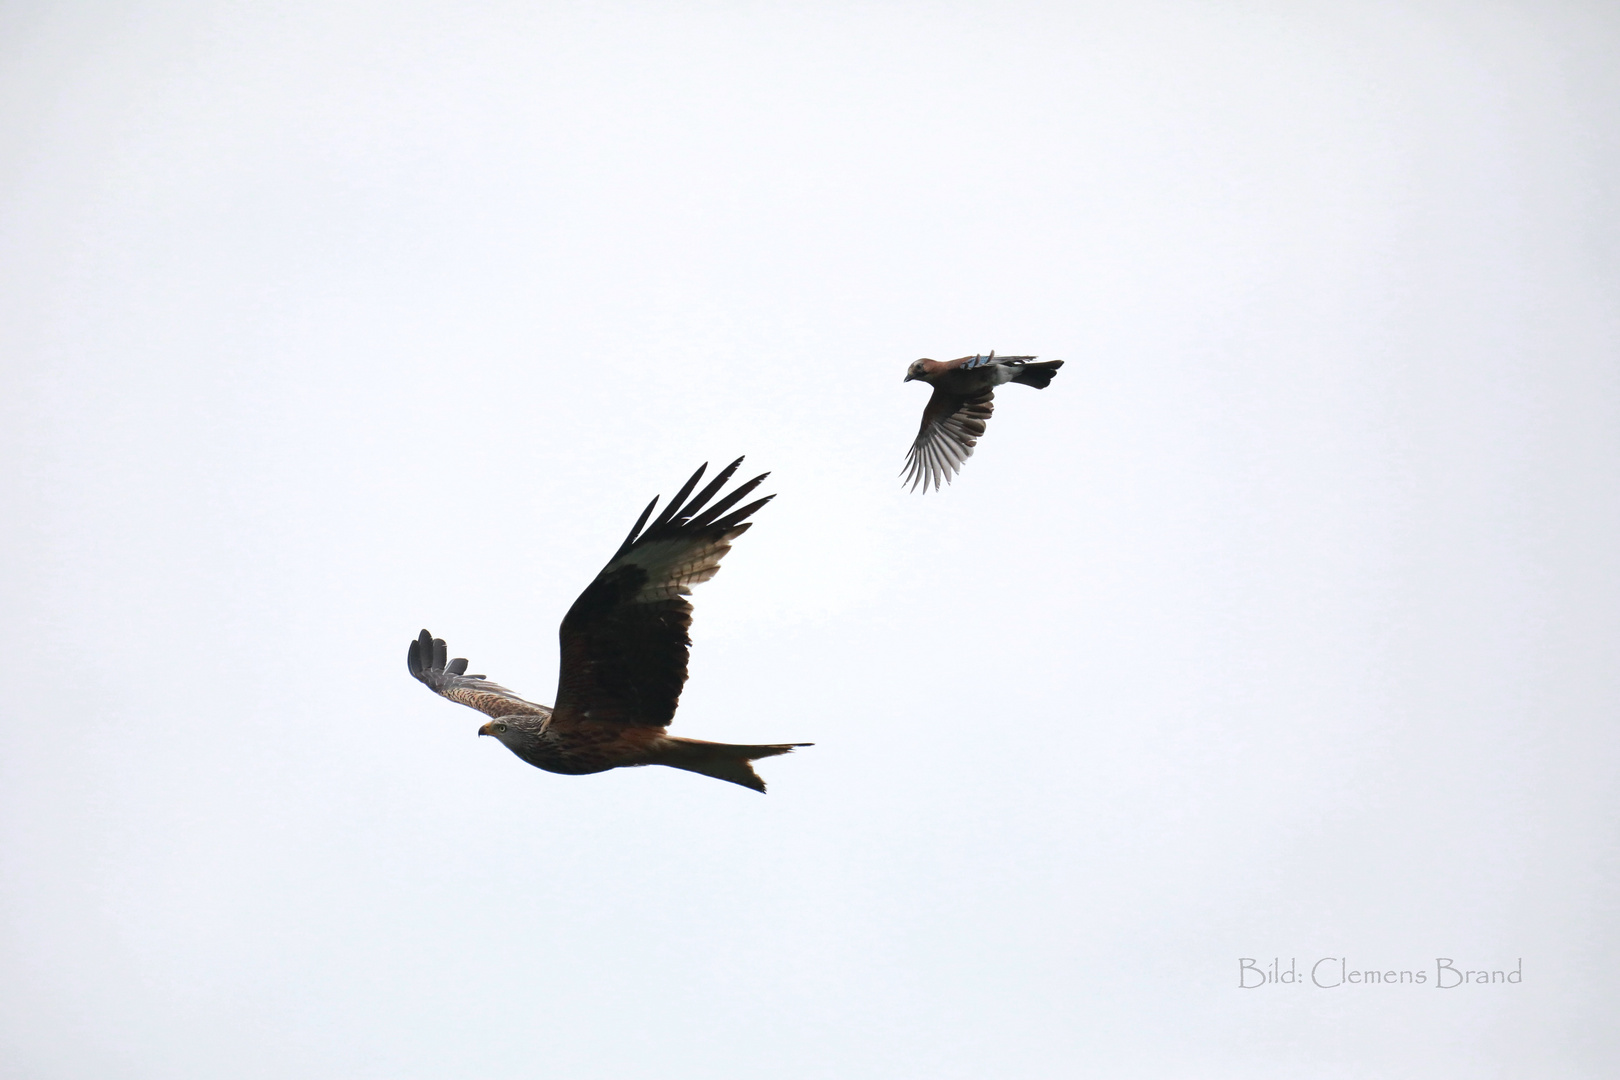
[904, 360, 930, 382]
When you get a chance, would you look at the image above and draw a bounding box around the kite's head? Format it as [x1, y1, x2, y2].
[478, 716, 544, 747]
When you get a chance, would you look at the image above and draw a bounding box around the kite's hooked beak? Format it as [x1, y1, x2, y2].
[478, 722, 493, 737]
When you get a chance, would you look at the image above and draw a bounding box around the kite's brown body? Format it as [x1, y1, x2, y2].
[407, 459, 808, 792]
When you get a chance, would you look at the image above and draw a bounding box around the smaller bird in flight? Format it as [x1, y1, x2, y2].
[407, 458, 808, 792]
[902, 352, 1064, 492]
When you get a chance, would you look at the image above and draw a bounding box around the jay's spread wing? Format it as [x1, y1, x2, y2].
[407, 629, 553, 720]
[954, 352, 1036, 369]
[552, 458, 772, 731]
[902, 385, 994, 492]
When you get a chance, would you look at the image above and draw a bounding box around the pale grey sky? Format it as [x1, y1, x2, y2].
[2, 2, 1617, 1077]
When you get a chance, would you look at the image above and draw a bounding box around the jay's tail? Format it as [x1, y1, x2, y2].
[1010, 359, 1064, 389]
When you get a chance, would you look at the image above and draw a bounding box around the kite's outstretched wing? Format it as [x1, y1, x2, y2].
[552, 458, 772, 730]
[903, 386, 995, 492]
[407, 629, 553, 720]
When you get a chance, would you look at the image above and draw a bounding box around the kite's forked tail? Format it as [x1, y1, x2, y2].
[652, 736, 812, 793]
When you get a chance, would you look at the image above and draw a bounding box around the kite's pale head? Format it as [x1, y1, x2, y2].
[478, 716, 544, 746]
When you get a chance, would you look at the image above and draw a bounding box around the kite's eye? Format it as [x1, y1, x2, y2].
[495, 723, 507, 733]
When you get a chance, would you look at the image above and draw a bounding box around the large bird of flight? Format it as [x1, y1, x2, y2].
[408, 458, 808, 792]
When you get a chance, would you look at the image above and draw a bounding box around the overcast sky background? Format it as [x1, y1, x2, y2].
[2, 2, 1617, 1077]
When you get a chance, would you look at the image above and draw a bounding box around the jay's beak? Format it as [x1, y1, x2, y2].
[903, 373, 915, 382]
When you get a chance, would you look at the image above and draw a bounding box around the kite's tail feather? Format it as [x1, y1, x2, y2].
[651, 736, 812, 793]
